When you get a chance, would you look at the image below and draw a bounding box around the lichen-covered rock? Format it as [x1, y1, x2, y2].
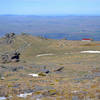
[0, 51, 20, 63]
[4, 33, 16, 44]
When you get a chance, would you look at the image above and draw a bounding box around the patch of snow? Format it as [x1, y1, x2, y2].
[17, 92, 33, 98]
[36, 53, 54, 57]
[0, 77, 5, 80]
[28, 74, 39, 77]
[0, 96, 12, 100]
[80, 51, 100, 54]
[0, 97, 7, 100]
[36, 98, 41, 100]
[71, 90, 79, 93]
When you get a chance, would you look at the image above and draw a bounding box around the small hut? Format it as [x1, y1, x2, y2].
[82, 38, 93, 42]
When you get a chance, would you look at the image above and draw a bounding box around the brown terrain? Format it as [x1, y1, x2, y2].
[0, 33, 100, 100]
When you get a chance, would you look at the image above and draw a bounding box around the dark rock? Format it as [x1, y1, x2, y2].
[42, 89, 57, 96]
[1, 53, 10, 63]
[17, 66, 24, 70]
[94, 72, 100, 77]
[41, 69, 50, 74]
[83, 74, 95, 80]
[0, 51, 20, 63]
[12, 67, 18, 72]
[10, 51, 20, 62]
[0, 77, 5, 80]
[5, 33, 15, 38]
[4, 33, 16, 44]
[11, 66, 24, 72]
[54, 67, 64, 72]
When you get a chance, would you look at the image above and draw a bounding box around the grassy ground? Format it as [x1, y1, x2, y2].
[0, 34, 100, 100]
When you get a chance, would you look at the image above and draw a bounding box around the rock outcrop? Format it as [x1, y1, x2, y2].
[0, 51, 20, 63]
[4, 32, 16, 44]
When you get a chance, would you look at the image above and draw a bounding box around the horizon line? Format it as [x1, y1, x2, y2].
[1, 14, 100, 17]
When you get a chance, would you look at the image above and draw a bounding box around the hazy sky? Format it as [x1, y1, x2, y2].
[0, 0, 100, 15]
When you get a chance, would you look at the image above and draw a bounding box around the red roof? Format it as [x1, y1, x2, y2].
[82, 38, 93, 40]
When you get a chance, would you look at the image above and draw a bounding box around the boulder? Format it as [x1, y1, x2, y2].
[4, 33, 16, 44]
[1, 51, 20, 63]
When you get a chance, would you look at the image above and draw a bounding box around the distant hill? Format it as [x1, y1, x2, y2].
[0, 15, 100, 40]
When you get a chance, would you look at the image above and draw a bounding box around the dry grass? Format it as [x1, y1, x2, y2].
[0, 35, 100, 100]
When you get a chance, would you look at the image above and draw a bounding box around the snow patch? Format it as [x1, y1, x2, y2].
[17, 92, 33, 98]
[28, 74, 39, 77]
[80, 51, 100, 54]
[0, 97, 7, 100]
[0, 96, 12, 100]
[36, 53, 54, 57]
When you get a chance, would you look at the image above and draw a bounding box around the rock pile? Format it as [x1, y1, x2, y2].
[0, 51, 20, 63]
[4, 33, 16, 44]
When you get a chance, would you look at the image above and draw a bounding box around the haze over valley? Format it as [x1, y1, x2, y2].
[0, 15, 100, 40]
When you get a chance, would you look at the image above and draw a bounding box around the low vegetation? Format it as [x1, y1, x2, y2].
[0, 33, 100, 100]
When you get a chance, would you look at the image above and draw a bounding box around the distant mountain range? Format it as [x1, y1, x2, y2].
[0, 15, 100, 40]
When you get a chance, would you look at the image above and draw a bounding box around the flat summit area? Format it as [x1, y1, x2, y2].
[0, 34, 100, 100]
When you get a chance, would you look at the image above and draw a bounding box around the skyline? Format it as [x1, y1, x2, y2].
[0, 0, 100, 15]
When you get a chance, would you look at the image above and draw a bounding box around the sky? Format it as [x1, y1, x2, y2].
[0, 0, 100, 15]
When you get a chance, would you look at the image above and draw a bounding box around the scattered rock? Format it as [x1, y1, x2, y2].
[54, 67, 64, 72]
[34, 85, 54, 92]
[92, 68, 100, 77]
[40, 66, 50, 74]
[4, 33, 15, 44]
[83, 74, 95, 80]
[72, 96, 79, 100]
[42, 89, 57, 96]
[1, 51, 20, 63]
[94, 72, 100, 77]
[42, 69, 50, 74]
[11, 66, 24, 72]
